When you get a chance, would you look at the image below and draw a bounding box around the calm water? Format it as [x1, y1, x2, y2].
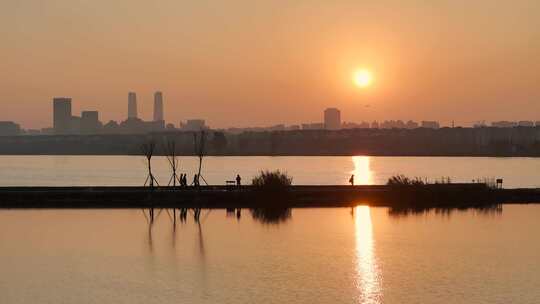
[1, 156, 539, 303]
[1, 155, 540, 187]
[0, 206, 539, 303]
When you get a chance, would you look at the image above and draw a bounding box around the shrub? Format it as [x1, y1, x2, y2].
[252, 170, 293, 191]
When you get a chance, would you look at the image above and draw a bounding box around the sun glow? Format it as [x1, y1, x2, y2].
[353, 69, 373, 88]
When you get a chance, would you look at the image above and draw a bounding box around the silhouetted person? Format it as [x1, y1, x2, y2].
[193, 174, 200, 187]
[236, 174, 242, 187]
[349, 174, 355, 186]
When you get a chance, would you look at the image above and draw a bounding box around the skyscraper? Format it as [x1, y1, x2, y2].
[324, 108, 341, 130]
[53, 97, 72, 135]
[128, 92, 138, 119]
[153, 91, 164, 122]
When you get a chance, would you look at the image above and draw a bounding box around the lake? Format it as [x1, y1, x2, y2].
[1, 156, 539, 303]
[0, 206, 538, 303]
[0, 155, 539, 187]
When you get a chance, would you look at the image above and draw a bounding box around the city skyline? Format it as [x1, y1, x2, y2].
[3, 89, 540, 130]
[5, 92, 540, 135]
[2, 1, 540, 129]
[5, 91, 540, 132]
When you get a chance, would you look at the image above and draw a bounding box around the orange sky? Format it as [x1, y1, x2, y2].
[1, 0, 540, 129]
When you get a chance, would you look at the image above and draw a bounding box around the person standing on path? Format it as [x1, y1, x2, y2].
[236, 174, 242, 187]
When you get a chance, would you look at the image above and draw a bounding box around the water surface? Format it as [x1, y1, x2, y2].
[0, 206, 538, 303]
[0, 156, 539, 187]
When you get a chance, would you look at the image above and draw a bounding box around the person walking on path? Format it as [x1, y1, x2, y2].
[349, 174, 355, 186]
[236, 174, 242, 187]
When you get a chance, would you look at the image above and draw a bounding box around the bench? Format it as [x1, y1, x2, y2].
[226, 180, 237, 191]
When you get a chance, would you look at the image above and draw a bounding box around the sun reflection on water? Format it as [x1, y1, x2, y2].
[355, 206, 382, 303]
[351, 156, 374, 185]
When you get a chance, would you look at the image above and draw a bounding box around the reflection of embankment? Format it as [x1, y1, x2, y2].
[388, 204, 503, 217]
[250, 208, 292, 224]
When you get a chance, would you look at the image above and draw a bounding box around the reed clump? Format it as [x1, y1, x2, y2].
[252, 170, 293, 191]
[387, 174, 425, 186]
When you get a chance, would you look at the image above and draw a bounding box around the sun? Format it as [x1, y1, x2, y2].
[353, 69, 373, 88]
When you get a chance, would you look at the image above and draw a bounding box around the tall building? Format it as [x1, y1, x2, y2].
[53, 97, 72, 135]
[324, 108, 341, 130]
[81, 111, 101, 134]
[128, 92, 138, 119]
[153, 91, 164, 122]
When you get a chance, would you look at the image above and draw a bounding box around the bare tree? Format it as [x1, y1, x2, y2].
[193, 130, 208, 186]
[164, 139, 181, 187]
[141, 140, 159, 189]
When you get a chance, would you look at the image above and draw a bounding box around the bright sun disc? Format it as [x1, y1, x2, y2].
[353, 69, 373, 88]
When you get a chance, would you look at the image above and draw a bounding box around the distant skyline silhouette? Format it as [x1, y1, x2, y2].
[1, 0, 539, 129]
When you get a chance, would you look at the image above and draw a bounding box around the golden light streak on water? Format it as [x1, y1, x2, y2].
[351, 156, 374, 185]
[355, 206, 382, 303]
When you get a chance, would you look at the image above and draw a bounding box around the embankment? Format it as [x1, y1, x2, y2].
[0, 184, 536, 209]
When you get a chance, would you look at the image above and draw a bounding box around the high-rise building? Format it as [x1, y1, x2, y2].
[324, 108, 341, 130]
[53, 97, 72, 135]
[153, 91, 164, 122]
[81, 111, 101, 134]
[128, 92, 138, 119]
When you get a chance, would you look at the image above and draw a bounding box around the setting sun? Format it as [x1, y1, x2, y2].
[353, 69, 373, 88]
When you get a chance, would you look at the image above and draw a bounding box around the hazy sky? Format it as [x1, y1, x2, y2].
[1, 0, 540, 129]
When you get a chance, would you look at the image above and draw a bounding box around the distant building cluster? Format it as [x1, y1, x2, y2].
[323, 108, 439, 130]
[52, 93, 167, 135]
[225, 124, 301, 134]
[3, 102, 540, 137]
[217, 108, 441, 134]
[0, 91, 209, 136]
[489, 121, 540, 128]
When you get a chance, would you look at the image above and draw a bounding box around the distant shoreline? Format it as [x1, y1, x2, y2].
[2, 128, 540, 157]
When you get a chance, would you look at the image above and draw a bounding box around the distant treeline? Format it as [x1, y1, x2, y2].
[1, 127, 540, 156]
